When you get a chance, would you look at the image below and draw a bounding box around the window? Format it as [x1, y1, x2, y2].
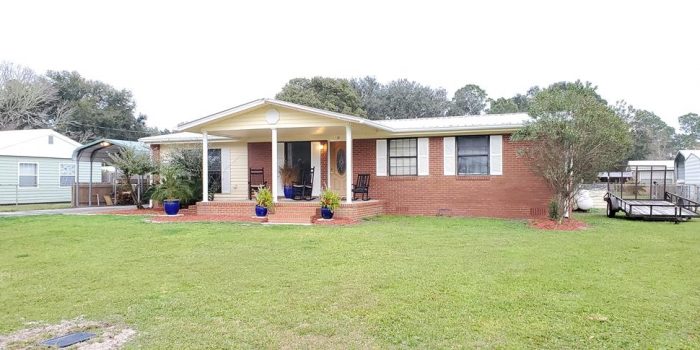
[48, 135, 54, 144]
[60, 163, 76, 186]
[19, 163, 38, 187]
[208, 149, 222, 194]
[388, 138, 417, 176]
[457, 136, 489, 175]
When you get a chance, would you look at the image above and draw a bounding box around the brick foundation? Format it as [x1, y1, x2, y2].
[196, 200, 385, 224]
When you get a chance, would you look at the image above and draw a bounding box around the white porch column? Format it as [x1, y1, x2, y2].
[202, 130, 209, 202]
[271, 127, 279, 203]
[345, 124, 353, 203]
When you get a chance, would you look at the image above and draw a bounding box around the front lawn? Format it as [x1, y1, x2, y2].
[0, 203, 71, 212]
[0, 214, 698, 348]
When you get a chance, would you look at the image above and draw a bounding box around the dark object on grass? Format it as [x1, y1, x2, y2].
[41, 332, 95, 348]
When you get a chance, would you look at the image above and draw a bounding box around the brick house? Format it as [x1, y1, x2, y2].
[140, 99, 551, 223]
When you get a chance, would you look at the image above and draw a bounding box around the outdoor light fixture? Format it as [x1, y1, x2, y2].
[100, 141, 111, 147]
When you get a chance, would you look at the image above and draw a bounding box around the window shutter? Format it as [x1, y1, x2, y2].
[490, 135, 503, 175]
[221, 147, 231, 193]
[376, 139, 387, 176]
[418, 138, 429, 175]
[443, 137, 455, 175]
[310, 141, 322, 196]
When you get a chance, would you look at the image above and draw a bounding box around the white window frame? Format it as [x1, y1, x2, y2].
[18, 162, 39, 188]
[387, 138, 418, 176]
[59, 163, 76, 187]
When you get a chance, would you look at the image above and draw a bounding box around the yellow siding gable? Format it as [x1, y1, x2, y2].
[204, 106, 349, 131]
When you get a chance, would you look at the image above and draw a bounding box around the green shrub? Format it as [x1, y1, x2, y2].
[319, 188, 341, 211]
[255, 186, 274, 209]
[548, 200, 560, 220]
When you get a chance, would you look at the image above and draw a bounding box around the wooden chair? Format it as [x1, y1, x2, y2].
[293, 167, 315, 201]
[248, 168, 267, 200]
[352, 174, 371, 201]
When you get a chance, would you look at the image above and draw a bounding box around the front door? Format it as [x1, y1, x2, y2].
[330, 142, 347, 197]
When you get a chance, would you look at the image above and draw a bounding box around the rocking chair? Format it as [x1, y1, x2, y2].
[352, 173, 371, 201]
[292, 167, 315, 201]
[248, 168, 267, 200]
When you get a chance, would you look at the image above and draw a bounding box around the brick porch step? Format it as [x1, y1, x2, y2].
[266, 205, 318, 224]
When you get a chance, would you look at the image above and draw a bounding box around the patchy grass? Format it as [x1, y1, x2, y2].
[0, 213, 699, 348]
[0, 203, 71, 212]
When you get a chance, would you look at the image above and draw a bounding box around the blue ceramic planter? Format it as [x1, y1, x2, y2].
[283, 186, 294, 199]
[163, 199, 180, 216]
[255, 205, 268, 217]
[321, 207, 334, 220]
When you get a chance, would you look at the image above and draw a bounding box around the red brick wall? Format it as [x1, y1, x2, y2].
[352, 135, 552, 219]
[248, 142, 272, 185]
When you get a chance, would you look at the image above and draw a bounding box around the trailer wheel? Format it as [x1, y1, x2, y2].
[606, 201, 616, 218]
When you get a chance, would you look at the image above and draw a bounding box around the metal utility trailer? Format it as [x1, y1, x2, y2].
[603, 165, 699, 221]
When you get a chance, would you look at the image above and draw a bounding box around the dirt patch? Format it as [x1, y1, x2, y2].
[0, 317, 135, 350]
[529, 217, 587, 231]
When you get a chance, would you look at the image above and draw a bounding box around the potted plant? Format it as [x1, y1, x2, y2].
[254, 186, 273, 217]
[319, 188, 341, 220]
[150, 164, 193, 216]
[279, 164, 298, 199]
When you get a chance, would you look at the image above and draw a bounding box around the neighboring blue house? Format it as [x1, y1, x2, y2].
[0, 129, 99, 205]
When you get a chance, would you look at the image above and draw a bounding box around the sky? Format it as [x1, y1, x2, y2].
[1, 0, 698, 131]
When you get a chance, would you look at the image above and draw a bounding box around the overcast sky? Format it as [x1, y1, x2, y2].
[1, 0, 698, 131]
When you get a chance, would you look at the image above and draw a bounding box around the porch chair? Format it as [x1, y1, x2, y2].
[292, 167, 315, 201]
[352, 173, 371, 201]
[248, 168, 267, 200]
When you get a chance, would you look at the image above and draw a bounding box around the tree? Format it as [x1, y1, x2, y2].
[447, 84, 487, 115]
[679, 113, 700, 138]
[487, 98, 520, 114]
[370, 79, 449, 119]
[47, 70, 157, 142]
[513, 81, 632, 223]
[276, 77, 366, 117]
[614, 101, 675, 160]
[487, 86, 539, 114]
[349, 76, 384, 118]
[108, 146, 155, 209]
[0, 62, 69, 130]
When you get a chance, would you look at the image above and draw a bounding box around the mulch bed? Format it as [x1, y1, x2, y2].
[529, 217, 587, 231]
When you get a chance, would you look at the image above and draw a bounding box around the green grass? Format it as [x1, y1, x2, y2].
[1, 213, 699, 348]
[0, 202, 71, 212]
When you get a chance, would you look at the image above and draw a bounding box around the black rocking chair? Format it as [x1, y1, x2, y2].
[292, 167, 315, 201]
[352, 173, 371, 201]
[248, 168, 267, 200]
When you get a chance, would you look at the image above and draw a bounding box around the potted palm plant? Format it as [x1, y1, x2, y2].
[254, 186, 273, 217]
[319, 188, 341, 220]
[150, 164, 193, 216]
[279, 164, 297, 199]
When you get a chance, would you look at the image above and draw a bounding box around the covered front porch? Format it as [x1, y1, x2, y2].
[176, 99, 387, 206]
